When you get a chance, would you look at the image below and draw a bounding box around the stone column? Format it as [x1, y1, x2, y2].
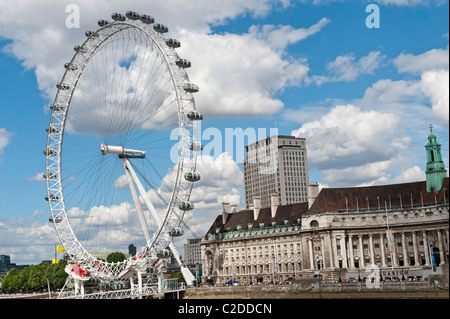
[392, 233, 398, 267]
[327, 231, 334, 269]
[369, 234, 375, 265]
[402, 232, 409, 266]
[348, 235, 354, 269]
[380, 233, 387, 267]
[308, 238, 314, 270]
[412, 231, 419, 266]
[320, 236, 326, 269]
[358, 235, 364, 268]
[423, 231, 431, 266]
[446, 230, 450, 263]
[438, 230, 445, 265]
[446, 230, 449, 252]
[332, 235, 339, 268]
[341, 235, 348, 269]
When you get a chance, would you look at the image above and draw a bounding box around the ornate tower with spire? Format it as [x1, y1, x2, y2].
[425, 124, 447, 193]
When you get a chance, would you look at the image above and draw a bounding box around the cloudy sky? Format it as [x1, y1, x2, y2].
[0, 0, 448, 265]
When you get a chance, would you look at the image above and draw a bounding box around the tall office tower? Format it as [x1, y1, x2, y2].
[184, 238, 202, 267]
[243, 135, 310, 209]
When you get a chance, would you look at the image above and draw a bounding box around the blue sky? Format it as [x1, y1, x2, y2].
[0, 0, 448, 264]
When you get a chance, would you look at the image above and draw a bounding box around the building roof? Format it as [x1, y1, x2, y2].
[308, 177, 449, 214]
[204, 178, 448, 238]
[205, 202, 309, 237]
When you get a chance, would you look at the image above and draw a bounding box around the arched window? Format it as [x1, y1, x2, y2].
[310, 220, 319, 228]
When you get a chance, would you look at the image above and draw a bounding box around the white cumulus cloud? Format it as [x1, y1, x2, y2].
[0, 128, 12, 163]
[291, 104, 412, 186]
[364, 47, 449, 127]
[420, 69, 449, 127]
[0, 0, 327, 119]
[393, 47, 449, 74]
[324, 51, 386, 82]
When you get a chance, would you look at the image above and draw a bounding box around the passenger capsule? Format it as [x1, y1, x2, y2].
[156, 249, 172, 258]
[98, 19, 109, 27]
[166, 38, 181, 48]
[187, 111, 203, 121]
[44, 149, 57, 156]
[45, 194, 59, 202]
[49, 216, 62, 223]
[125, 11, 140, 20]
[49, 216, 63, 224]
[64, 63, 78, 71]
[169, 228, 184, 237]
[175, 58, 191, 68]
[189, 142, 203, 151]
[178, 201, 194, 211]
[74, 45, 88, 54]
[43, 172, 57, 179]
[46, 126, 59, 134]
[153, 23, 169, 33]
[111, 13, 126, 21]
[183, 83, 199, 93]
[50, 104, 65, 112]
[85, 31, 98, 38]
[139, 14, 155, 24]
[56, 82, 70, 90]
[184, 172, 201, 182]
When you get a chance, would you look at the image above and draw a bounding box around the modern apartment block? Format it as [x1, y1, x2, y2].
[244, 135, 310, 209]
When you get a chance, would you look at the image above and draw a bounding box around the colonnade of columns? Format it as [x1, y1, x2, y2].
[204, 228, 449, 284]
[307, 228, 449, 270]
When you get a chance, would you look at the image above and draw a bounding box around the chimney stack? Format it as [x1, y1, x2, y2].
[230, 204, 238, 214]
[270, 193, 279, 218]
[222, 202, 230, 224]
[253, 196, 261, 221]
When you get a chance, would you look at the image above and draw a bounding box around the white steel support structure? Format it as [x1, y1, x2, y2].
[121, 154, 195, 284]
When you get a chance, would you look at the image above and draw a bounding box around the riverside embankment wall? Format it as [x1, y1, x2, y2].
[184, 280, 449, 299]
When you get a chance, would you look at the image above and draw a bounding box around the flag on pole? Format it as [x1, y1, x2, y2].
[430, 245, 436, 272]
[56, 245, 66, 253]
[385, 229, 394, 253]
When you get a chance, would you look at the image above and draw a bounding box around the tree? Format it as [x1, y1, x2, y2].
[107, 252, 126, 263]
[38, 262, 50, 290]
[0, 260, 68, 294]
[17, 266, 31, 292]
[1, 268, 20, 293]
[50, 259, 68, 289]
[27, 265, 42, 291]
[168, 272, 185, 283]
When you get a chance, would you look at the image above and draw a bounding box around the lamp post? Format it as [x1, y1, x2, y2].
[338, 266, 342, 283]
[231, 258, 235, 285]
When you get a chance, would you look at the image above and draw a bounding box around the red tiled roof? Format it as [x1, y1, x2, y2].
[204, 178, 448, 237]
[308, 177, 449, 214]
[205, 202, 309, 236]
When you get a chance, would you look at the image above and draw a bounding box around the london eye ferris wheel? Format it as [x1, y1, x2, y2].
[44, 11, 203, 285]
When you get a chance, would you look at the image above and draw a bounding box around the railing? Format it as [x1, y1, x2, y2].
[161, 279, 186, 292]
[57, 284, 159, 299]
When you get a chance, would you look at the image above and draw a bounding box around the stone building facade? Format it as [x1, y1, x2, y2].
[201, 129, 449, 284]
[201, 179, 449, 284]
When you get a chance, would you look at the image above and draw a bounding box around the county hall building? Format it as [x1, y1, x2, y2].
[200, 130, 449, 284]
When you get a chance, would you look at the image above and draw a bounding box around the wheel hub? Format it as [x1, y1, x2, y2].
[100, 143, 146, 159]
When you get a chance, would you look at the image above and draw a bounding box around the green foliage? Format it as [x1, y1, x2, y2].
[0, 260, 67, 293]
[168, 272, 185, 283]
[107, 252, 126, 263]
